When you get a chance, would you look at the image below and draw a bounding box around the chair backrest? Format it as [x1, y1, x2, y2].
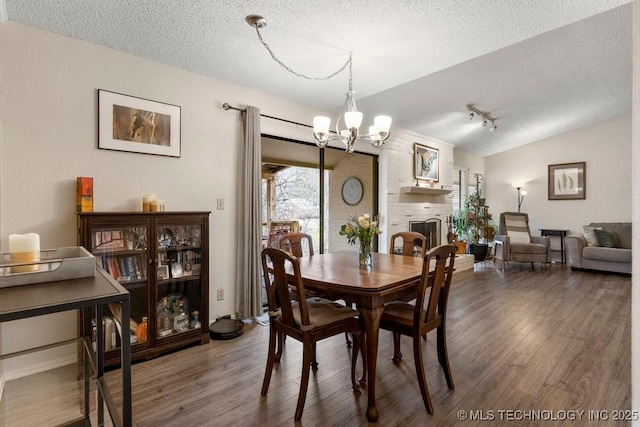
[499, 212, 532, 244]
[267, 220, 300, 248]
[389, 232, 427, 257]
[261, 247, 311, 330]
[279, 232, 314, 257]
[413, 244, 457, 330]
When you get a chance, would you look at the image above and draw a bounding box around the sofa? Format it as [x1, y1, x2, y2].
[565, 222, 631, 274]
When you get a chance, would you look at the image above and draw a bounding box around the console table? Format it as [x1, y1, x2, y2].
[0, 268, 132, 426]
[539, 229, 569, 264]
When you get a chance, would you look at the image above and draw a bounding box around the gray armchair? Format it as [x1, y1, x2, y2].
[494, 212, 551, 269]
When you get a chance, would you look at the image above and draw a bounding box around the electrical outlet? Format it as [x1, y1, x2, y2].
[217, 287, 224, 301]
[216, 198, 224, 210]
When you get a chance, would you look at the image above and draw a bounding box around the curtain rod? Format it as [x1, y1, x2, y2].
[222, 102, 313, 129]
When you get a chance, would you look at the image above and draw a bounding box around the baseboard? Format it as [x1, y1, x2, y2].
[4, 354, 76, 382]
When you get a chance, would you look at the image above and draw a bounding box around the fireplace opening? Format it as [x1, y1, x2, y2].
[409, 218, 441, 250]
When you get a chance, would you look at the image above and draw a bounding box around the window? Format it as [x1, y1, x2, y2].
[452, 168, 484, 214]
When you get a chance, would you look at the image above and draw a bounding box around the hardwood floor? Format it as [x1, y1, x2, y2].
[2, 262, 632, 426]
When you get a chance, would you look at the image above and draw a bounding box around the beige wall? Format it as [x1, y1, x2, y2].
[484, 113, 631, 236]
[0, 22, 331, 378]
[328, 154, 375, 252]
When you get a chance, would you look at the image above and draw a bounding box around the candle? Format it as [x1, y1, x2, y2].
[156, 199, 165, 212]
[150, 199, 160, 212]
[142, 193, 156, 212]
[9, 233, 40, 273]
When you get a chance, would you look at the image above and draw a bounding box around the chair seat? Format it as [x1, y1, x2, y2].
[382, 301, 442, 329]
[510, 242, 547, 255]
[292, 298, 359, 329]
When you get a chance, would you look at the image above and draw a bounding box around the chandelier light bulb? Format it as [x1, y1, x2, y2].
[344, 111, 363, 130]
[482, 119, 488, 127]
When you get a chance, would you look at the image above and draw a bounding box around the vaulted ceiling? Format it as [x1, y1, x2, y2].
[2, 0, 632, 156]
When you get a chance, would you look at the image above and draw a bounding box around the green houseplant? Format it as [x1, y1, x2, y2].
[453, 190, 496, 260]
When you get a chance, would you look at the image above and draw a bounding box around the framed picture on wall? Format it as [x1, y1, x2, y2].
[98, 89, 181, 157]
[414, 143, 439, 182]
[548, 161, 586, 200]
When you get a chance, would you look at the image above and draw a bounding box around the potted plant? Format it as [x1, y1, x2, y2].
[454, 190, 494, 261]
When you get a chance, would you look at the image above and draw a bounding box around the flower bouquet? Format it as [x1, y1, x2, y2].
[339, 213, 382, 266]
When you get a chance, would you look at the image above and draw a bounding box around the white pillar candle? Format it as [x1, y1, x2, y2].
[142, 193, 157, 212]
[9, 233, 40, 273]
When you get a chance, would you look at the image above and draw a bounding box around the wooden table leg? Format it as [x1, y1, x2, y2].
[360, 305, 384, 422]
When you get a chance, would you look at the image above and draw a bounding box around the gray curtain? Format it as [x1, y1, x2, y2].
[235, 106, 263, 319]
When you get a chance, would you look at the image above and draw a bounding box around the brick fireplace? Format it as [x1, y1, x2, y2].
[409, 218, 441, 249]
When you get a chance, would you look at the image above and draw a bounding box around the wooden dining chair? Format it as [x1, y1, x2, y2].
[280, 232, 354, 348]
[389, 231, 427, 257]
[379, 244, 457, 414]
[260, 247, 363, 422]
[279, 232, 314, 257]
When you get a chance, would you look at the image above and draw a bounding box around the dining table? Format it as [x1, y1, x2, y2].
[295, 250, 424, 422]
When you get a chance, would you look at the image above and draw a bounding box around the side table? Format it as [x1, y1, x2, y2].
[0, 267, 132, 426]
[539, 229, 569, 264]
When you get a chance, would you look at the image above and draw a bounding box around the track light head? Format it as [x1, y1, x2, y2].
[465, 104, 497, 134]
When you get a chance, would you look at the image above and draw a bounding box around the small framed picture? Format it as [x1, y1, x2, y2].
[98, 89, 181, 157]
[157, 265, 169, 280]
[183, 262, 193, 276]
[171, 263, 183, 278]
[414, 143, 439, 182]
[192, 264, 201, 276]
[548, 162, 586, 200]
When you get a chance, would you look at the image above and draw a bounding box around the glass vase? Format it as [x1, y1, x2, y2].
[358, 239, 372, 267]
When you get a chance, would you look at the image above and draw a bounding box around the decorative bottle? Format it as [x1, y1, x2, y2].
[136, 316, 148, 343]
[189, 310, 201, 330]
[172, 297, 189, 333]
[157, 297, 172, 337]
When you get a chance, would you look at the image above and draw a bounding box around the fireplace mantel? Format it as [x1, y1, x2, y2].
[400, 186, 452, 195]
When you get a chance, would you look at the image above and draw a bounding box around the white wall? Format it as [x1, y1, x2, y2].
[484, 113, 631, 236]
[0, 22, 334, 378]
[379, 128, 455, 251]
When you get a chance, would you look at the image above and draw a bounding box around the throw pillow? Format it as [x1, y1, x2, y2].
[504, 215, 530, 244]
[582, 225, 602, 247]
[594, 228, 620, 248]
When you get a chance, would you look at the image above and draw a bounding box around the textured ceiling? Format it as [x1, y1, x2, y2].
[1, 0, 632, 156]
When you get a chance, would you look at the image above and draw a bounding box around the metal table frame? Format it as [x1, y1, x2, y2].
[539, 228, 569, 264]
[0, 268, 132, 426]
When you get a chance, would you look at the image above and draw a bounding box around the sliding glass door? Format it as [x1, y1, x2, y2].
[261, 135, 378, 253]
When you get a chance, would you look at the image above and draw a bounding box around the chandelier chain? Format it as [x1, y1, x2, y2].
[254, 25, 351, 81]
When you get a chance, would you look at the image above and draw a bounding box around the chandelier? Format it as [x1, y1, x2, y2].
[246, 15, 392, 153]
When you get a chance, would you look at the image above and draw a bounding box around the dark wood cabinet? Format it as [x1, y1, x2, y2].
[77, 211, 210, 366]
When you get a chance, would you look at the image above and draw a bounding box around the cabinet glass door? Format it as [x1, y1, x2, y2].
[154, 223, 203, 340]
[91, 226, 149, 350]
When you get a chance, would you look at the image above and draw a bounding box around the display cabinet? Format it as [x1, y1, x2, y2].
[77, 211, 210, 366]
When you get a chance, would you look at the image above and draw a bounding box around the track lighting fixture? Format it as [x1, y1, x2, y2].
[466, 104, 497, 133]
